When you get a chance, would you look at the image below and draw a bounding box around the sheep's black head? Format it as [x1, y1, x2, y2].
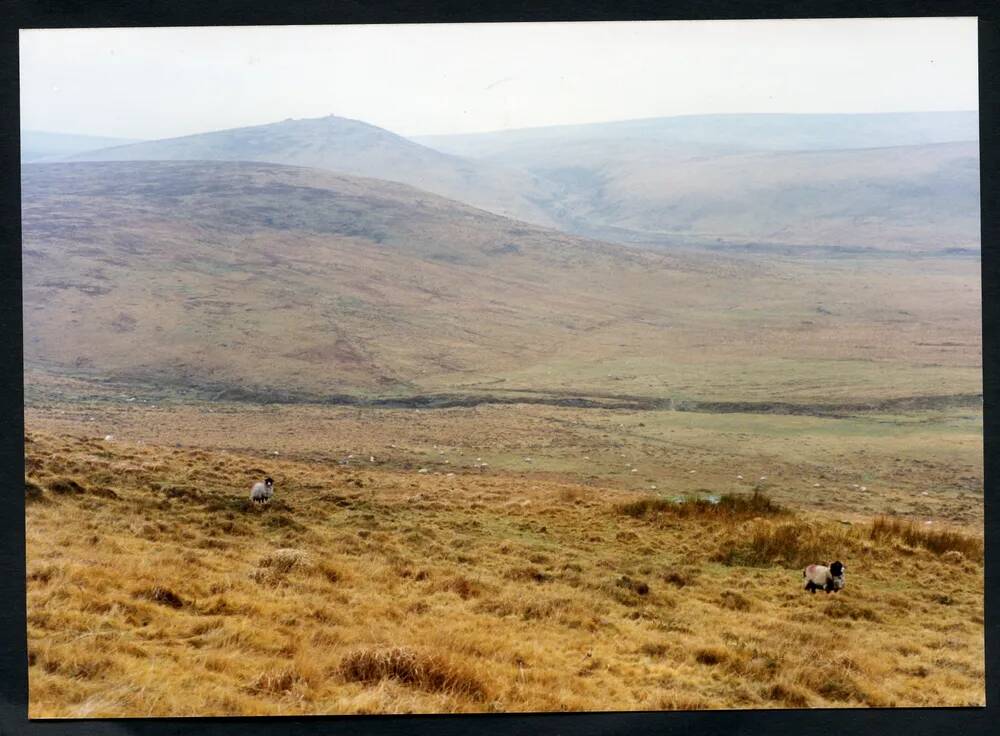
[265, 477, 274, 487]
[829, 560, 846, 591]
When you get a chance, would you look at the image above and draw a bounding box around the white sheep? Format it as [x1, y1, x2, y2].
[803, 561, 845, 594]
[250, 477, 274, 505]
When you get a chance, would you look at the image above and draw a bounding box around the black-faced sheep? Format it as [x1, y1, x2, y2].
[250, 477, 274, 504]
[803, 561, 845, 594]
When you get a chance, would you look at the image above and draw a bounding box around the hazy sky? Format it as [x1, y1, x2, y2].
[20, 18, 978, 140]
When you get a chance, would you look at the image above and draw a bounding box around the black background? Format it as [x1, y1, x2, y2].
[1, 2, 996, 734]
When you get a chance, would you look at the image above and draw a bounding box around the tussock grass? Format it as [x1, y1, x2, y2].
[662, 569, 697, 588]
[718, 590, 753, 611]
[615, 575, 650, 596]
[823, 599, 881, 622]
[436, 576, 487, 600]
[136, 586, 186, 609]
[619, 491, 785, 520]
[24, 430, 984, 716]
[713, 519, 853, 569]
[338, 646, 488, 700]
[764, 682, 810, 708]
[258, 548, 309, 574]
[247, 668, 302, 696]
[25, 479, 45, 503]
[46, 476, 88, 495]
[870, 516, 983, 562]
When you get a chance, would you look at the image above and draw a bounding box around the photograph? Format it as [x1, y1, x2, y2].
[19, 17, 984, 717]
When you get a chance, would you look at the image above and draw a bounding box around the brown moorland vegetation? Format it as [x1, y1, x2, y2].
[25, 429, 984, 716]
[24, 394, 984, 526]
[22, 162, 981, 404]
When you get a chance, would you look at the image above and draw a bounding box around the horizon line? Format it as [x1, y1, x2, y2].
[22, 108, 981, 144]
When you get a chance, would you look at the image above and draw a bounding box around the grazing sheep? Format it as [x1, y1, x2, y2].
[250, 477, 274, 505]
[803, 561, 845, 594]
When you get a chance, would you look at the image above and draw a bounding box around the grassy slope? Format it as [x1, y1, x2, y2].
[21, 162, 982, 404]
[25, 430, 984, 716]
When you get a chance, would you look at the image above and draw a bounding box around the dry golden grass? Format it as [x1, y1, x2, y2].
[870, 516, 983, 562]
[619, 490, 786, 520]
[25, 429, 984, 716]
[339, 646, 489, 700]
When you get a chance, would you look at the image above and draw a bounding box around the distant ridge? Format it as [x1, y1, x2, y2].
[60, 115, 560, 228]
[413, 111, 979, 157]
[54, 111, 980, 252]
[21, 130, 144, 162]
[415, 112, 981, 251]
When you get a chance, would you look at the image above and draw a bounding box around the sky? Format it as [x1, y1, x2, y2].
[19, 18, 979, 140]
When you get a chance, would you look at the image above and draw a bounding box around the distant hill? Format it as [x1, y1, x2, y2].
[415, 112, 981, 251]
[55, 112, 981, 252]
[20, 161, 678, 397]
[60, 115, 561, 228]
[525, 141, 981, 251]
[414, 112, 979, 159]
[21, 130, 144, 162]
[22, 161, 981, 404]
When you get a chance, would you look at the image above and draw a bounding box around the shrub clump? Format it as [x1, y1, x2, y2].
[338, 646, 487, 699]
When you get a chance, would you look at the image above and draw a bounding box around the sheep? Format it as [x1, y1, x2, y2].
[250, 476, 274, 505]
[803, 561, 845, 594]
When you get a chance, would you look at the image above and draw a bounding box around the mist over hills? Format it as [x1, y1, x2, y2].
[21, 130, 144, 162]
[61, 115, 560, 228]
[413, 111, 979, 158]
[522, 141, 981, 250]
[54, 111, 980, 252]
[416, 112, 981, 251]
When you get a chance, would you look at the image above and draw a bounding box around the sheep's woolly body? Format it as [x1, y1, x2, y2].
[250, 478, 274, 504]
[803, 561, 845, 594]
